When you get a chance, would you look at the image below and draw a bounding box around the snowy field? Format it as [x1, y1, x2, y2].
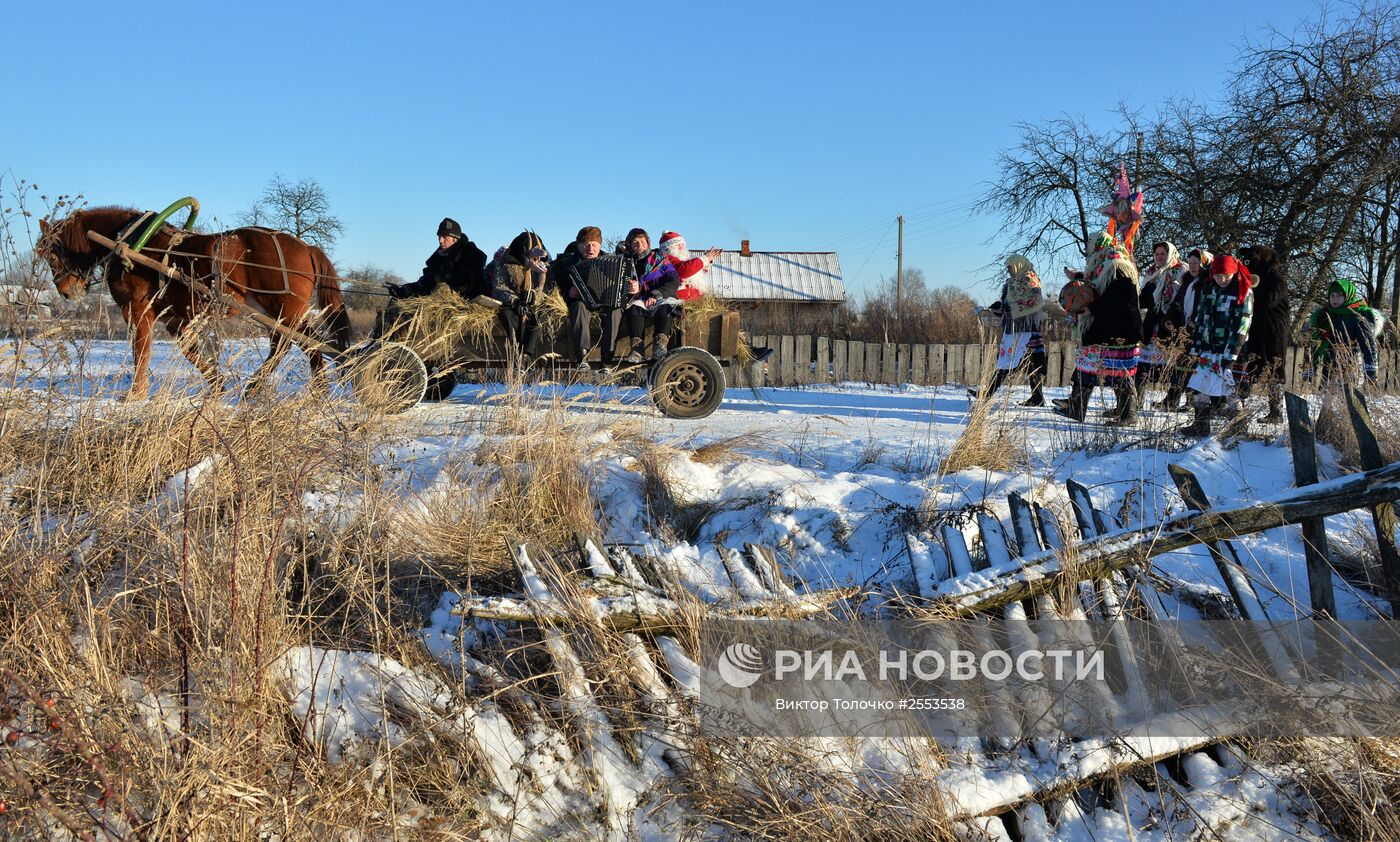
[55, 337, 1375, 623]
[8, 337, 1388, 840]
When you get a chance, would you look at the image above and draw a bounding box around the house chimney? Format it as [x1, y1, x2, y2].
[740, 239, 751, 257]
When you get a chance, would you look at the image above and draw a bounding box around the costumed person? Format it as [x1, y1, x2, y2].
[1307, 278, 1384, 385]
[1181, 255, 1254, 436]
[387, 217, 488, 300]
[620, 228, 681, 363]
[1235, 245, 1290, 423]
[658, 231, 721, 301]
[968, 254, 1054, 406]
[490, 230, 550, 360]
[1055, 165, 1146, 423]
[550, 226, 622, 370]
[1157, 247, 1213, 411]
[1137, 241, 1186, 398]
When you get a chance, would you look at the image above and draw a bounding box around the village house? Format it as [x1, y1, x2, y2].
[703, 240, 846, 335]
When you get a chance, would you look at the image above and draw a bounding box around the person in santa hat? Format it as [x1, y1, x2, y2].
[658, 231, 721, 301]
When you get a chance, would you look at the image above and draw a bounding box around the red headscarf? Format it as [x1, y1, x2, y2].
[1212, 255, 1253, 303]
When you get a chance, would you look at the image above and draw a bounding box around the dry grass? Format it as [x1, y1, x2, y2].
[1245, 738, 1400, 841]
[393, 390, 605, 588]
[383, 286, 500, 362]
[938, 366, 1029, 475]
[1314, 359, 1399, 472]
[678, 737, 957, 841]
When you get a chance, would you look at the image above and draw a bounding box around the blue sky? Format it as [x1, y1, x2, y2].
[9, 0, 1322, 301]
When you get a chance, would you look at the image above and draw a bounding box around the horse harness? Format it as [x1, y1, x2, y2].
[144, 225, 298, 301]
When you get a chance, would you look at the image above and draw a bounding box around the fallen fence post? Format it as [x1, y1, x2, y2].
[1345, 385, 1400, 616]
[1166, 464, 1272, 621]
[1284, 391, 1338, 617]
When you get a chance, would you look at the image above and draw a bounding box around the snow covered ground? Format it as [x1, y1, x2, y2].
[12, 338, 1386, 839]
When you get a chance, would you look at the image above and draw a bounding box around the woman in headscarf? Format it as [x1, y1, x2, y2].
[1156, 247, 1212, 411]
[1055, 233, 1144, 423]
[969, 254, 1054, 405]
[491, 230, 550, 359]
[1137, 241, 1185, 399]
[1308, 277, 1384, 385]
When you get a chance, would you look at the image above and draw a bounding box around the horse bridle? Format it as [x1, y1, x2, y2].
[39, 213, 154, 294]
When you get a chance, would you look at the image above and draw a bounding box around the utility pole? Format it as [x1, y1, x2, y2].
[896, 214, 904, 315]
[1134, 132, 1144, 185]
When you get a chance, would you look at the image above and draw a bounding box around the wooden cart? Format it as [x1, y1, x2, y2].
[381, 302, 764, 419]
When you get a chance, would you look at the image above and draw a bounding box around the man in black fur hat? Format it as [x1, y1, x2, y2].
[388, 218, 488, 300]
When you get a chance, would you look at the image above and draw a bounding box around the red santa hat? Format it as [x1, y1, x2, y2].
[658, 231, 685, 254]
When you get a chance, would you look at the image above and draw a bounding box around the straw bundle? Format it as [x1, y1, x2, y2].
[386, 286, 499, 360]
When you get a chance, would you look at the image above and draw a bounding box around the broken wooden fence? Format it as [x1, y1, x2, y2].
[437, 394, 1399, 836]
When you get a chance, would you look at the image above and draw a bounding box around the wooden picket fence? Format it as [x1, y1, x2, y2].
[745, 334, 1400, 392]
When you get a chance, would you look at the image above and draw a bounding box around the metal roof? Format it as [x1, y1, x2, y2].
[705, 251, 845, 303]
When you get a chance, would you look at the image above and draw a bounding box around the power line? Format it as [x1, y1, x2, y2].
[814, 191, 980, 250]
[847, 219, 896, 288]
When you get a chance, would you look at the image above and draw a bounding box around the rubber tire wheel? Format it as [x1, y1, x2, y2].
[423, 367, 457, 402]
[348, 341, 427, 414]
[647, 347, 725, 419]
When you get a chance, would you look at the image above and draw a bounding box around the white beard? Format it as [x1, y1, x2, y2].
[665, 243, 690, 260]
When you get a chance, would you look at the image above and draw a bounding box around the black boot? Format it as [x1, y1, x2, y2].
[1054, 373, 1089, 421]
[651, 334, 669, 360]
[624, 339, 644, 365]
[1111, 380, 1139, 425]
[1181, 400, 1212, 436]
[1024, 355, 1046, 406]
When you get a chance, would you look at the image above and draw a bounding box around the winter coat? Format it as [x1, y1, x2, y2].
[548, 251, 589, 303]
[1190, 279, 1254, 359]
[1309, 278, 1383, 377]
[630, 249, 680, 301]
[666, 252, 709, 300]
[399, 237, 489, 298]
[491, 231, 548, 307]
[1080, 264, 1144, 346]
[1238, 246, 1290, 361]
[1166, 269, 1208, 331]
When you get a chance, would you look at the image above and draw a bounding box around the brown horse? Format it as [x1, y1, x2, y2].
[38, 206, 354, 399]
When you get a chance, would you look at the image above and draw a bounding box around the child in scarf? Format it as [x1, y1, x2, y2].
[1308, 278, 1384, 385]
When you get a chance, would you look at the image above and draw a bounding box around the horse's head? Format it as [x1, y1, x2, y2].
[37, 217, 92, 299]
[37, 208, 136, 299]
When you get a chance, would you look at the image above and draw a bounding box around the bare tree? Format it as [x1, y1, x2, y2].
[1222, 2, 1400, 327]
[975, 114, 1128, 265]
[240, 175, 345, 250]
[984, 3, 1400, 333]
[342, 263, 404, 311]
[855, 269, 982, 344]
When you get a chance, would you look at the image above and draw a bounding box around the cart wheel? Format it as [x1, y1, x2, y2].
[423, 366, 457, 402]
[646, 347, 725, 419]
[347, 341, 427, 413]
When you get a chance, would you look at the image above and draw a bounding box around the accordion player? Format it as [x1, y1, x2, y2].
[568, 254, 636, 311]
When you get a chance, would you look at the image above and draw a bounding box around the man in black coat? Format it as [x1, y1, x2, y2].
[1237, 245, 1291, 422]
[388, 218, 488, 300]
